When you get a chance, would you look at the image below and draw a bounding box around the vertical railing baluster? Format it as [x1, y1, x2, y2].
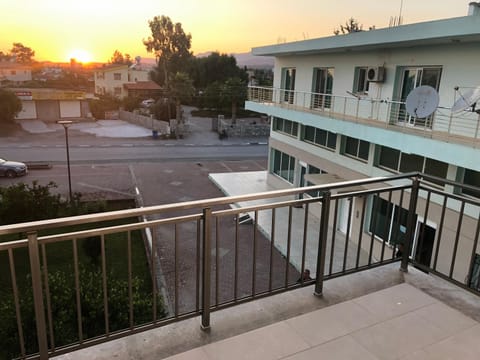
[285, 206, 293, 287]
[151, 229, 158, 322]
[380, 192, 393, 262]
[72, 238, 83, 342]
[27, 231, 49, 359]
[328, 199, 339, 275]
[433, 196, 448, 271]
[391, 190, 405, 260]
[101, 234, 109, 335]
[41, 243, 55, 350]
[9, 248, 26, 358]
[416, 191, 432, 268]
[196, 220, 201, 313]
[234, 215, 239, 300]
[342, 197, 353, 272]
[269, 208, 276, 291]
[315, 191, 331, 296]
[215, 217, 220, 306]
[466, 216, 480, 287]
[355, 196, 367, 268]
[401, 178, 420, 272]
[127, 231, 133, 329]
[252, 210, 258, 296]
[369, 193, 380, 266]
[201, 208, 212, 330]
[449, 201, 465, 279]
[174, 224, 179, 316]
[300, 203, 310, 283]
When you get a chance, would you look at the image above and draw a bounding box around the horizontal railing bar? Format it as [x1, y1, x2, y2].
[37, 213, 203, 244]
[0, 173, 418, 236]
[0, 239, 28, 251]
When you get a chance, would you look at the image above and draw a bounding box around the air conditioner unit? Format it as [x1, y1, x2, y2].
[367, 66, 385, 82]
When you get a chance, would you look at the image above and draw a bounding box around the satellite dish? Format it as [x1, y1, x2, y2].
[451, 86, 480, 113]
[405, 85, 439, 118]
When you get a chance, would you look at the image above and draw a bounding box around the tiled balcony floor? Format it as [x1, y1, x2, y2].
[164, 283, 479, 360]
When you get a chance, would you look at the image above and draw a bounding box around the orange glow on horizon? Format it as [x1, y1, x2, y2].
[67, 49, 93, 64]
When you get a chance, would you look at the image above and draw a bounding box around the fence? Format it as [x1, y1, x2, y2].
[0, 173, 479, 359]
[119, 111, 170, 135]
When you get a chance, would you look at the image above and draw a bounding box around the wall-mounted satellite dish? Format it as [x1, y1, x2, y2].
[451, 86, 480, 113]
[405, 85, 439, 118]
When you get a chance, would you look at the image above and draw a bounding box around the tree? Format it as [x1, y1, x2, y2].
[0, 181, 61, 225]
[169, 72, 195, 135]
[110, 50, 132, 66]
[9, 42, 35, 64]
[0, 89, 22, 124]
[221, 77, 247, 123]
[334, 18, 363, 35]
[143, 15, 193, 90]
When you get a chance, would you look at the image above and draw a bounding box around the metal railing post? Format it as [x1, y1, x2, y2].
[201, 208, 212, 330]
[27, 231, 49, 359]
[401, 178, 420, 272]
[315, 191, 331, 296]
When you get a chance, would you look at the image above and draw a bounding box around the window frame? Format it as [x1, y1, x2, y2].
[273, 117, 298, 138]
[301, 125, 337, 151]
[353, 67, 370, 94]
[271, 149, 295, 184]
[343, 136, 369, 162]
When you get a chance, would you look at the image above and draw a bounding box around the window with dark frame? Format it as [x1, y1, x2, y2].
[344, 136, 369, 161]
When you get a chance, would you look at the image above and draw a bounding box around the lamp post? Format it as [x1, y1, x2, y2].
[57, 120, 73, 202]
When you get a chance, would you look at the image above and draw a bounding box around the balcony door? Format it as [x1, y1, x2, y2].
[396, 67, 442, 127]
[311, 67, 334, 109]
[281, 68, 296, 104]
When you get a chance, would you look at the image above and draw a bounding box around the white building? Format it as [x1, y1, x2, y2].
[94, 61, 151, 99]
[0, 62, 32, 83]
[246, 3, 480, 289]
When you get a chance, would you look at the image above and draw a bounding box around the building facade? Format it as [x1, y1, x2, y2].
[94, 63, 151, 99]
[246, 4, 480, 289]
[0, 62, 32, 83]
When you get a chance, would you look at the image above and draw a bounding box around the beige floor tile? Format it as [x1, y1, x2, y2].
[286, 300, 378, 346]
[163, 348, 210, 360]
[353, 283, 436, 321]
[202, 321, 309, 360]
[398, 349, 431, 360]
[283, 335, 380, 360]
[352, 311, 445, 360]
[413, 302, 477, 336]
[422, 324, 480, 360]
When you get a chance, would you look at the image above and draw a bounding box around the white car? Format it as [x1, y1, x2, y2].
[141, 99, 155, 107]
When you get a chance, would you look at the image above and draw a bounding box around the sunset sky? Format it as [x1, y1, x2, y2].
[0, 0, 469, 63]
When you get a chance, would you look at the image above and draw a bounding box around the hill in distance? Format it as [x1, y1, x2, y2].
[142, 51, 274, 69]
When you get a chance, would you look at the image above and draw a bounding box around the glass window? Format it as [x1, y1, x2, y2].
[378, 146, 400, 171]
[463, 169, 480, 197]
[327, 132, 337, 149]
[114, 87, 122, 96]
[302, 126, 336, 150]
[312, 67, 334, 109]
[272, 149, 295, 184]
[399, 153, 424, 173]
[282, 68, 296, 104]
[354, 67, 369, 93]
[344, 136, 369, 161]
[273, 117, 298, 137]
[304, 126, 315, 142]
[114, 73, 121, 80]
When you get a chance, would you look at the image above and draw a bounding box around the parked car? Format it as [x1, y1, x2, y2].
[0, 158, 28, 178]
[141, 99, 155, 107]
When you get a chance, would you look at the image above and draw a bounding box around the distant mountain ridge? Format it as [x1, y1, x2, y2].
[141, 51, 274, 69]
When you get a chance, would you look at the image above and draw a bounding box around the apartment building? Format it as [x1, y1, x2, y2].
[246, 3, 480, 290]
[94, 61, 152, 98]
[0, 61, 32, 83]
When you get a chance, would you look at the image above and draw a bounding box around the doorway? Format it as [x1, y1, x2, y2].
[413, 221, 436, 270]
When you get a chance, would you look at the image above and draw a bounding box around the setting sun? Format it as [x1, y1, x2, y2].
[67, 49, 92, 63]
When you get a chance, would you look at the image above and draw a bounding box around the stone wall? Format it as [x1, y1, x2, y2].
[119, 110, 170, 135]
[218, 117, 270, 137]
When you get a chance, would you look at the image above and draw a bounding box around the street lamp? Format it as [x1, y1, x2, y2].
[57, 120, 74, 202]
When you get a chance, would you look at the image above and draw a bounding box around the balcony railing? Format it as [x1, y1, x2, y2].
[247, 86, 480, 147]
[0, 173, 479, 359]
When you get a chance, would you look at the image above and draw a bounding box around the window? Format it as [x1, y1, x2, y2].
[302, 125, 337, 150]
[376, 146, 448, 185]
[462, 169, 480, 197]
[394, 66, 442, 127]
[353, 67, 369, 93]
[272, 149, 295, 183]
[281, 68, 296, 104]
[113, 73, 122, 80]
[10, 70, 16, 75]
[369, 195, 412, 246]
[311, 67, 334, 109]
[273, 117, 298, 137]
[114, 87, 122, 96]
[343, 136, 369, 161]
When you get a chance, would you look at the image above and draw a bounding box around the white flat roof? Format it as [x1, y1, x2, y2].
[252, 16, 480, 56]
